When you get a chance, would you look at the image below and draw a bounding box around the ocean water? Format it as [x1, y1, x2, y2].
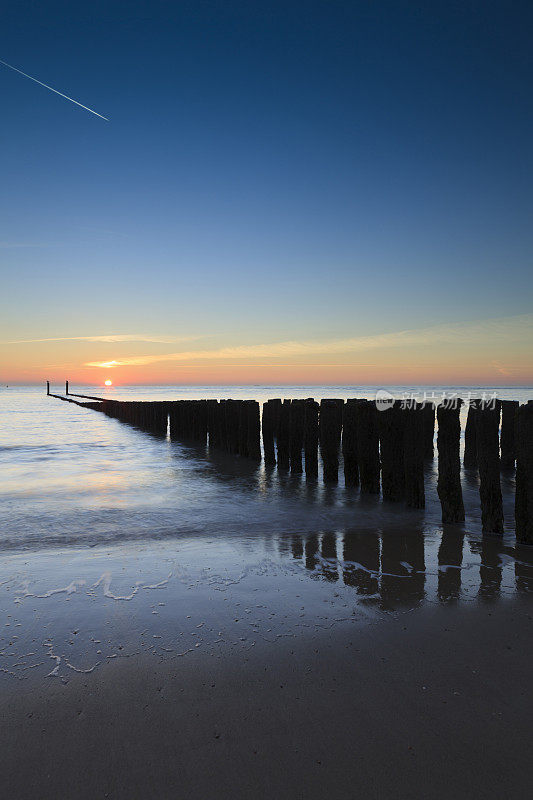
[0, 384, 531, 683]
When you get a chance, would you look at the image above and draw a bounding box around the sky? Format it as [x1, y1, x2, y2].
[1, 0, 532, 386]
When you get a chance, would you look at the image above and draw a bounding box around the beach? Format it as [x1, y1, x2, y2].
[2, 597, 531, 799]
[0, 386, 531, 799]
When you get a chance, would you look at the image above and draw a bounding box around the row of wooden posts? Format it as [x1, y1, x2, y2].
[47, 383, 532, 543]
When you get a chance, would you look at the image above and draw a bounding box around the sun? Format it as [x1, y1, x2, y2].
[104, 379, 113, 386]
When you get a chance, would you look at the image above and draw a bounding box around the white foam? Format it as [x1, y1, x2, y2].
[92, 572, 140, 601]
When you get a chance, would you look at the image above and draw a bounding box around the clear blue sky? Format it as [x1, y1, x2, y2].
[1, 1, 532, 383]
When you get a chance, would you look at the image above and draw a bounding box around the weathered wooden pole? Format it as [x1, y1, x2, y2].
[246, 400, 261, 460]
[342, 400, 359, 487]
[218, 400, 228, 450]
[237, 401, 248, 457]
[219, 399, 227, 450]
[436, 400, 465, 523]
[206, 400, 218, 448]
[319, 399, 343, 483]
[229, 400, 237, 452]
[463, 398, 481, 468]
[188, 401, 194, 438]
[270, 398, 282, 444]
[378, 400, 404, 501]
[403, 402, 425, 508]
[289, 399, 305, 473]
[515, 403, 533, 544]
[152, 402, 168, 437]
[422, 401, 435, 458]
[65, 380, 69, 395]
[46, 381, 50, 395]
[303, 399, 319, 479]
[500, 399, 519, 469]
[198, 400, 208, 445]
[355, 400, 380, 494]
[261, 401, 276, 465]
[277, 400, 291, 470]
[476, 401, 504, 534]
[217, 400, 226, 449]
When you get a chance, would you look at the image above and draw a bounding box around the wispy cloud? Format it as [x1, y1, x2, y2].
[0, 242, 50, 249]
[6, 334, 200, 345]
[84, 314, 533, 368]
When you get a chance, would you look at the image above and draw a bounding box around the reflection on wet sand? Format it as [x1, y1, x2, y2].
[285, 528, 531, 608]
[343, 532, 380, 596]
[438, 530, 464, 602]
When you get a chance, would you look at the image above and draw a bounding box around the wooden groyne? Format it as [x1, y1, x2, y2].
[48, 384, 532, 538]
[437, 401, 465, 523]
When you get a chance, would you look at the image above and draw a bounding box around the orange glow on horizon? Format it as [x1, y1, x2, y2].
[104, 379, 113, 386]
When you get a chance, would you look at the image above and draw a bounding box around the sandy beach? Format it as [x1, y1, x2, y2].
[2, 597, 531, 799]
[1, 388, 532, 798]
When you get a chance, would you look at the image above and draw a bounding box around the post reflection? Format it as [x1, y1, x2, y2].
[320, 532, 338, 582]
[280, 528, 531, 609]
[342, 532, 379, 596]
[438, 530, 464, 602]
[305, 534, 319, 572]
[515, 546, 533, 592]
[478, 536, 503, 601]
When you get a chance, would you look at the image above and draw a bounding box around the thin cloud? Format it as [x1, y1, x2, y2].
[84, 314, 533, 368]
[0, 242, 50, 248]
[6, 334, 201, 345]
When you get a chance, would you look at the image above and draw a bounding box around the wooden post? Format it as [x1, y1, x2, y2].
[216, 400, 227, 451]
[262, 401, 276, 465]
[277, 400, 291, 470]
[206, 400, 218, 448]
[422, 401, 435, 458]
[220, 400, 228, 451]
[46, 381, 50, 395]
[303, 399, 319, 479]
[355, 400, 380, 494]
[238, 401, 249, 457]
[65, 380, 69, 395]
[403, 401, 425, 508]
[342, 399, 360, 487]
[463, 398, 481, 468]
[246, 400, 261, 460]
[270, 399, 282, 444]
[515, 403, 533, 544]
[319, 399, 343, 483]
[218, 400, 227, 450]
[263, 398, 281, 466]
[228, 400, 241, 454]
[289, 399, 305, 473]
[476, 401, 504, 534]
[437, 401, 465, 523]
[500, 400, 519, 469]
[378, 400, 404, 501]
[198, 400, 208, 445]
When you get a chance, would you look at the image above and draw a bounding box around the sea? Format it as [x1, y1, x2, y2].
[0, 384, 531, 682]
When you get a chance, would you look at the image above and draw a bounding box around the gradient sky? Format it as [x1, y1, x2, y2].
[1, 0, 532, 385]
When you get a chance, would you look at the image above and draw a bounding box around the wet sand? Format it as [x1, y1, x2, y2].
[2, 598, 531, 800]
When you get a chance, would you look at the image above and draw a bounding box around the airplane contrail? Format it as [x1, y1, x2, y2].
[0, 58, 108, 120]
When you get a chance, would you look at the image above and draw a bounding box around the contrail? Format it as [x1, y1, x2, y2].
[0, 58, 108, 120]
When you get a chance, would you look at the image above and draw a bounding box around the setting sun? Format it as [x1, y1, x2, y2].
[104, 379, 113, 386]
